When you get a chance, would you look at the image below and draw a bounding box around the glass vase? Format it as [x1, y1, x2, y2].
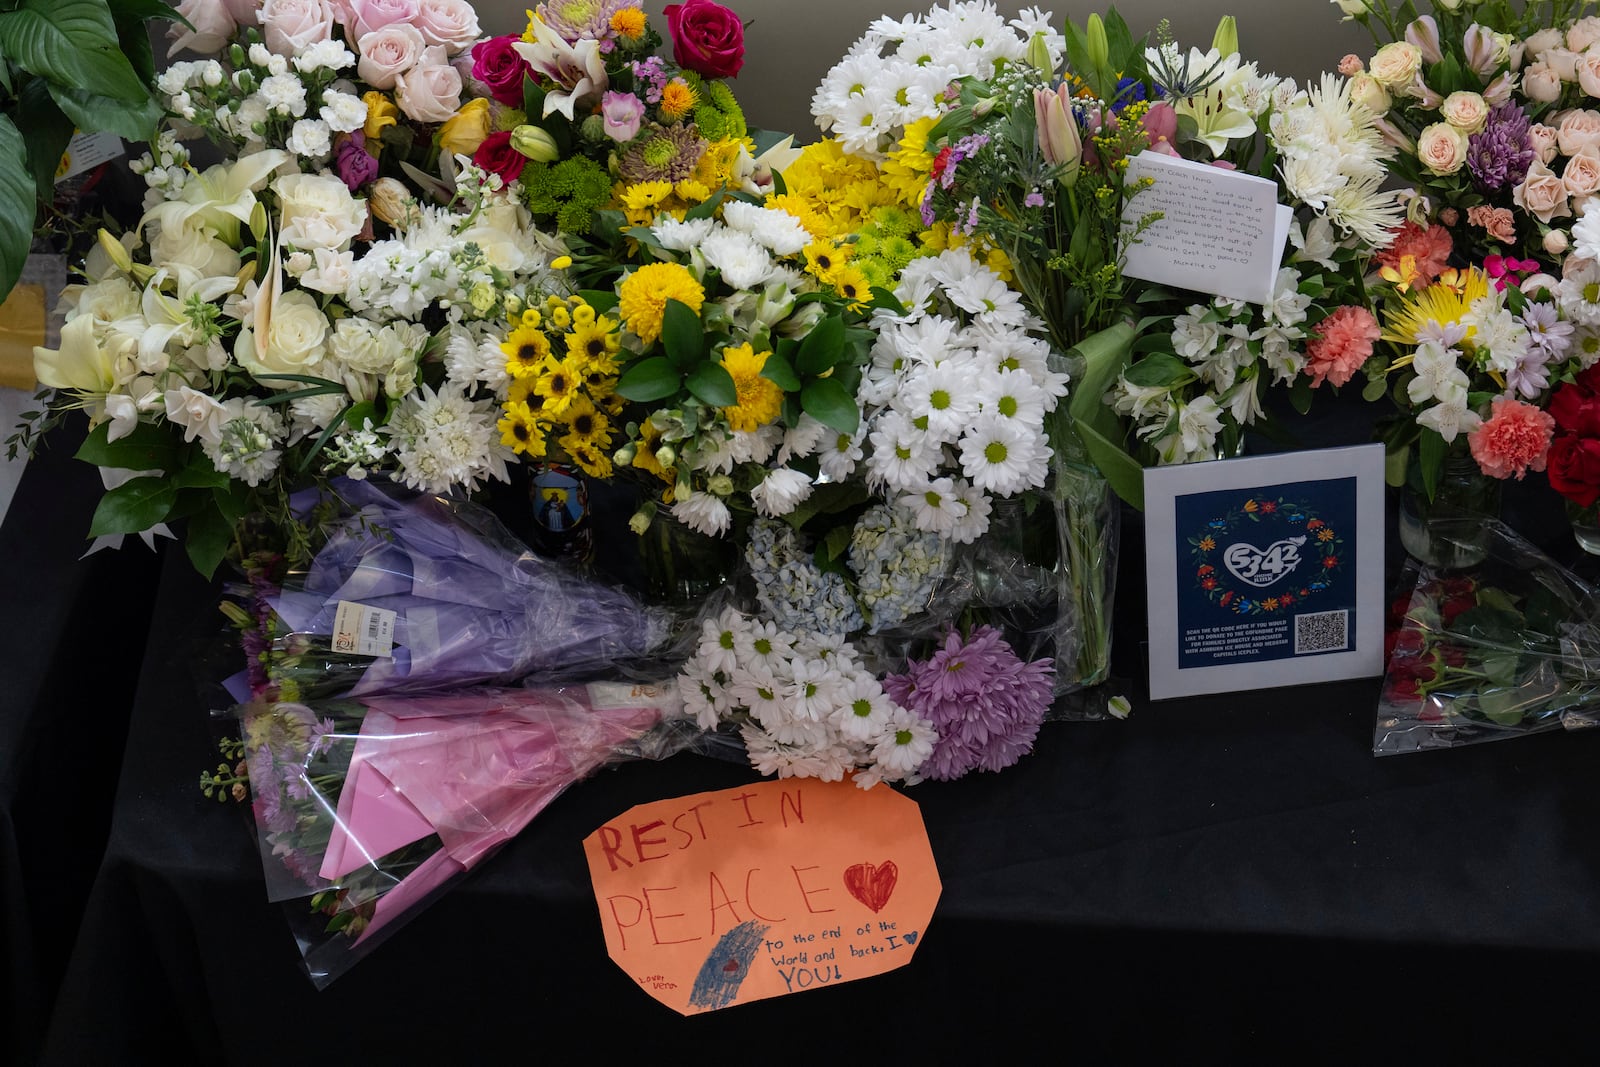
[1397, 443, 1503, 570]
[637, 510, 737, 605]
[1568, 499, 1600, 556]
[1050, 456, 1120, 693]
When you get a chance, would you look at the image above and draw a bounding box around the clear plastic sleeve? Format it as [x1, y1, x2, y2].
[1374, 520, 1600, 754]
[236, 680, 709, 987]
[246, 478, 675, 700]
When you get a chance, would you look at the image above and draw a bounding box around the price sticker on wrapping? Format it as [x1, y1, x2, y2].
[584, 778, 940, 1014]
[331, 600, 396, 657]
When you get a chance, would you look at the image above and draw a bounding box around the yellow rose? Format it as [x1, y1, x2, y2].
[437, 98, 491, 157]
[363, 92, 400, 149]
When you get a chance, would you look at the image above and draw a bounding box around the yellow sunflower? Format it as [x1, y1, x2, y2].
[502, 324, 553, 379]
[534, 356, 584, 416]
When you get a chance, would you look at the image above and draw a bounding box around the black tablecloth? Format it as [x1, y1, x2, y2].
[0, 423, 162, 1065]
[36, 440, 1600, 1062]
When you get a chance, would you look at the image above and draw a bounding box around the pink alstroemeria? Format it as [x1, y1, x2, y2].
[1484, 253, 1541, 291]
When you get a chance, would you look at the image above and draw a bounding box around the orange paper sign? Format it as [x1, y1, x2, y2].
[583, 778, 940, 1014]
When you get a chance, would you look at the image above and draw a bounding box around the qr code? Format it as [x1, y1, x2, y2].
[1294, 609, 1348, 654]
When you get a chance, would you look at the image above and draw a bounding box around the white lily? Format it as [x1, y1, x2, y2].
[34, 315, 117, 396]
[512, 18, 607, 121]
[140, 149, 291, 246]
[136, 266, 240, 370]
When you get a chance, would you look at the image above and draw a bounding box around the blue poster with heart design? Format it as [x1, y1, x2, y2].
[1144, 445, 1386, 700]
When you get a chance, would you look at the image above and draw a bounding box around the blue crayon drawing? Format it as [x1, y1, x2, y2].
[687, 920, 769, 1010]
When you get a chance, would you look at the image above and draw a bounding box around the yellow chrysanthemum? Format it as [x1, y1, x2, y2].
[363, 92, 400, 147]
[618, 262, 705, 345]
[534, 356, 584, 416]
[502, 324, 553, 379]
[547, 304, 572, 331]
[619, 181, 675, 212]
[673, 178, 712, 204]
[659, 79, 698, 121]
[694, 138, 747, 191]
[631, 418, 673, 482]
[498, 401, 548, 457]
[765, 192, 836, 242]
[610, 6, 646, 39]
[1383, 267, 1490, 346]
[719, 342, 784, 432]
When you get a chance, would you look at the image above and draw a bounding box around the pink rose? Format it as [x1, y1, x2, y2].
[1515, 160, 1573, 223]
[1523, 62, 1563, 103]
[663, 0, 744, 79]
[350, 0, 418, 40]
[1546, 47, 1581, 82]
[1560, 110, 1600, 155]
[1580, 52, 1600, 98]
[259, 0, 333, 55]
[1565, 146, 1600, 198]
[1417, 122, 1469, 175]
[357, 23, 425, 90]
[1570, 16, 1600, 53]
[470, 35, 530, 107]
[167, 0, 237, 55]
[1531, 123, 1560, 163]
[222, 0, 262, 26]
[1524, 29, 1564, 58]
[1466, 204, 1517, 243]
[394, 47, 462, 123]
[413, 0, 480, 52]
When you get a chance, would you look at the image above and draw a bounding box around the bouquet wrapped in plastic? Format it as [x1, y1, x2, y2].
[235, 479, 673, 701]
[1375, 521, 1600, 754]
[239, 682, 694, 986]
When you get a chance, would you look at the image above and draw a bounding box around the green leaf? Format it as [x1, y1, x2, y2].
[685, 362, 737, 408]
[660, 298, 704, 369]
[1418, 430, 1447, 502]
[684, 187, 726, 221]
[170, 461, 229, 490]
[343, 400, 380, 430]
[1121, 352, 1196, 389]
[615, 357, 681, 402]
[782, 480, 870, 530]
[759, 351, 801, 392]
[87, 475, 176, 536]
[1073, 416, 1144, 511]
[0, 0, 150, 101]
[1066, 321, 1138, 427]
[1476, 687, 1528, 727]
[212, 481, 250, 526]
[252, 385, 348, 406]
[184, 504, 232, 580]
[17, 77, 72, 202]
[251, 372, 346, 388]
[0, 117, 35, 302]
[49, 83, 162, 143]
[800, 377, 858, 435]
[1361, 375, 1388, 403]
[577, 288, 618, 314]
[821, 524, 852, 562]
[1480, 653, 1521, 690]
[796, 314, 845, 377]
[1290, 375, 1313, 416]
[75, 420, 178, 471]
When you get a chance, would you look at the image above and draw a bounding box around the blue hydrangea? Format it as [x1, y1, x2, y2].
[848, 505, 949, 633]
[745, 520, 863, 636]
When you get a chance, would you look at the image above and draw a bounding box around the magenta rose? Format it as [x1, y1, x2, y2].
[471, 34, 530, 107]
[1548, 434, 1600, 507]
[473, 131, 526, 183]
[663, 0, 744, 79]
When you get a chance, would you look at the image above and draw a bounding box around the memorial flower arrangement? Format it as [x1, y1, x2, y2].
[24, 0, 573, 575]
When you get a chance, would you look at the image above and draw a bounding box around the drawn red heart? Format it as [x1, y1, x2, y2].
[843, 860, 898, 913]
[722, 959, 740, 974]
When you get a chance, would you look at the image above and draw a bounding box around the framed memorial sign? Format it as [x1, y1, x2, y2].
[1143, 445, 1386, 700]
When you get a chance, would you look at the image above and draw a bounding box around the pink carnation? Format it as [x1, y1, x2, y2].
[1304, 305, 1381, 388]
[1468, 396, 1555, 479]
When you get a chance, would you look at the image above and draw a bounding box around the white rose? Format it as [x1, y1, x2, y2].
[235, 289, 328, 377]
[1348, 73, 1391, 114]
[356, 23, 425, 90]
[1369, 42, 1422, 88]
[1525, 28, 1564, 57]
[1441, 91, 1489, 133]
[275, 172, 367, 251]
[413, 0, 479, 50]
[1570, 16, 1600, 53]
[393, 48, 462, 123]
[69, 276, 143, 327]
[164, 385, 231, 444]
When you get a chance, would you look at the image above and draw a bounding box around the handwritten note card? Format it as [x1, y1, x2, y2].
[584, 778, 940, 1015]
[1121, 150, 1292, 305]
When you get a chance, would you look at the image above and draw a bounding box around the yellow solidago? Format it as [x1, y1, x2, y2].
[719, 343, 784, 431]
[618, 262, 705, 345]
[1382, 267, 1489, 347]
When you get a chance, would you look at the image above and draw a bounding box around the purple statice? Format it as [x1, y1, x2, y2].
[883, 626, 1054, 781]
[1467, 102, 1535, 193]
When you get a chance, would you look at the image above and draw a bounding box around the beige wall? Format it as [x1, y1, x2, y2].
[484, 1, 1376, 137]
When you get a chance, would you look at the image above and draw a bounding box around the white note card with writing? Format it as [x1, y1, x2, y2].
[1120, 151, 1292, 306]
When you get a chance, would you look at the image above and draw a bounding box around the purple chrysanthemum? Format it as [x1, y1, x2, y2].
[1467, 102, 1535, 193]
[885, 626, 1054, 781]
